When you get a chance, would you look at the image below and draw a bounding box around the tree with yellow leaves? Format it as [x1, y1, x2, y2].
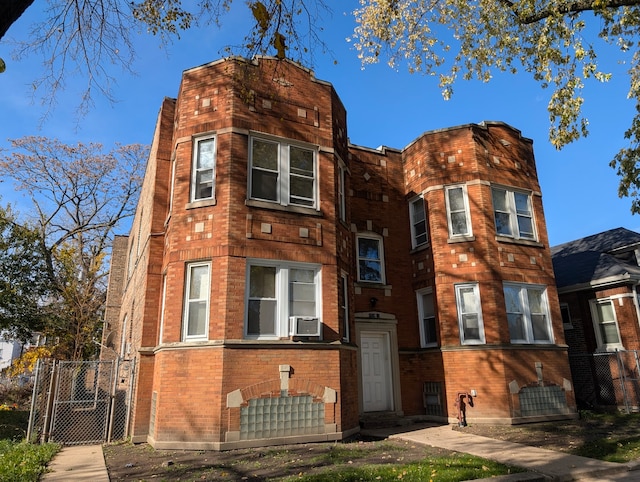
[0, 138, 147, 360]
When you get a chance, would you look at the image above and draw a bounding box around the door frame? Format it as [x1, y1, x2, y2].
[355, 312, 403, 416]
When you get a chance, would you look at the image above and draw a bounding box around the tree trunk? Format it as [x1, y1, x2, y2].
[0, 0, 35, 40]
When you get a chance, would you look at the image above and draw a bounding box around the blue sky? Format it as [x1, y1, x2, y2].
[1, 2, 638, 246]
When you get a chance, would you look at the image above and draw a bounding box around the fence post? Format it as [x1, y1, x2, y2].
[41, 359, 58, 443]
[124, 358, 136, 439]
[616, 351, 630, 414]
[107, 358, 118, 443]
[26, 359, 43, 442]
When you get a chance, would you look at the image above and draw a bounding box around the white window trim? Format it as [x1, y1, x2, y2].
[244, 259, 322, 340]
[491, 186, 536, 241]
[589, 298, 624, 352]
[416, 287, 437, 347]
[356, 233, 386, 284]
[340, 272, 349, 341]
[190, 135, 216, 202]
[445, 185, 472, 238]
[338, 163, 346, 222]
[504, 282, 554, 344]
[409, 196, 428, 248]
[454, 282, 486, 345]
[182, 261, 211, 341]
[560, 302, 573, 330]
[120, 315, 128, 358]
[248, 133, 319, 210]
[158, 274, 167, 344]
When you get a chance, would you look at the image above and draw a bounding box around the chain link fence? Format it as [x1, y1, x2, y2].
[569, 350, 640, 412]
[28, 358, 135, 445]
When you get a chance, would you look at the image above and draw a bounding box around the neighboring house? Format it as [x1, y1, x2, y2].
[552, 227, 640, 408]
[103, 56, 577, 451]
[0, 336, 23, 372]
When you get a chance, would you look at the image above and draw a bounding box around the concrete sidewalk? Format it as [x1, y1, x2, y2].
[40, 424, 640, 481]
[40, 444, 109, 482]
[363, 423, 639, 481]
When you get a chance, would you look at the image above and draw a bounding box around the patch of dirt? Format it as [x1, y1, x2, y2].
[454, 415, 640, 454]
[103, 435, 455, 481]
[103, 415, 640, 481]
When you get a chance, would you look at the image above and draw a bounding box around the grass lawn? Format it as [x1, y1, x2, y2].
[0, 410, 59, 481]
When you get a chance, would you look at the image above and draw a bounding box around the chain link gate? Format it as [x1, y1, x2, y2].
[569, 350, 640, 412]
[27, 358, 135, 445]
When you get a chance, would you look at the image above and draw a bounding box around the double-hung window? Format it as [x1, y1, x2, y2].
[410, 197, 428, 248]
[417, 288, 437, 347]
[356, 234, 385, 283]
[445, 185, 472, 238]
[503, 283, 553, 344]
[183, 262, 211, 340]
[191, 136, 216, 202]
[245, 260, 321, 339]
[455, 283, 485, 344]
[249, 136, 317, 208]
[492, 187, 535, 240]
[589, 299, 623, 351]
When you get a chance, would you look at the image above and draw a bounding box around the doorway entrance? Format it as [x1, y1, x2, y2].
[360, 331, 393, 412]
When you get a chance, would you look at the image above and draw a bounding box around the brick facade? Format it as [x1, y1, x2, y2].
[104, 57, 577, 450]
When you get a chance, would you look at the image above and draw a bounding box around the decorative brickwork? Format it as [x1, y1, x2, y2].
[105, 56, 577, 451]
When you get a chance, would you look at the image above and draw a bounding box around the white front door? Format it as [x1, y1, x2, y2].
[361, 332, 393, 412]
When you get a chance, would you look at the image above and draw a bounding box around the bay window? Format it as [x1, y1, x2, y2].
[417, 288, 437, 347]
[410, 197, 428, 248]
[492, 187, 535, 240]
[191, 136, 216, 202]
[503, 283, 553, 344]
[245, 260, 321, 339]
[249, 136, 317, 208]
[455, 283, 485, 344]
[183, 262, 211, 340]
[445, 185, 472, 238]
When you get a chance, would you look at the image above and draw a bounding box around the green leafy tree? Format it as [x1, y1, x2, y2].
[0, 205, 54, 342]
[3, 1, 640, 207]
[0, 137, 147, 360]
[351, 0, 640, 211]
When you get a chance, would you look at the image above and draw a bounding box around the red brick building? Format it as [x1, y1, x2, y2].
[103, 56, 577, 450]
[552, 227, 640, 409]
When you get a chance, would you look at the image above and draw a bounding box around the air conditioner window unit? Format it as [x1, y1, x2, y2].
[289, 316, 321, 336]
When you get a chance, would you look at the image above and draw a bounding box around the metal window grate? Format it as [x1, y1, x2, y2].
[423, 382, 443, 416]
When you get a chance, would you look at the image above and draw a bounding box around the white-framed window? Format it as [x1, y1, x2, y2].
[337, 163, 346, 222]
[120, 315, 128, 358]
[417, 288, 437, 347]
[182, 262, 211, 340]
[127, 239, 135, 279]
[445, 185, 472, 238]
[560, 302, 573, 330]
[191, 136, 216, 201]
[589, 299, 623, 351]
[356, 234, 385, 283]
[410, 196, 428, 248]
[249, 135, 317, 208]
[340, 272, 349, 341]
[158, 274, 167, 344]
[455, 283, 485, 344]
[491, 187, 535, 240]
[245, 260, 321, 339]
[503, 283, 553, 344]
